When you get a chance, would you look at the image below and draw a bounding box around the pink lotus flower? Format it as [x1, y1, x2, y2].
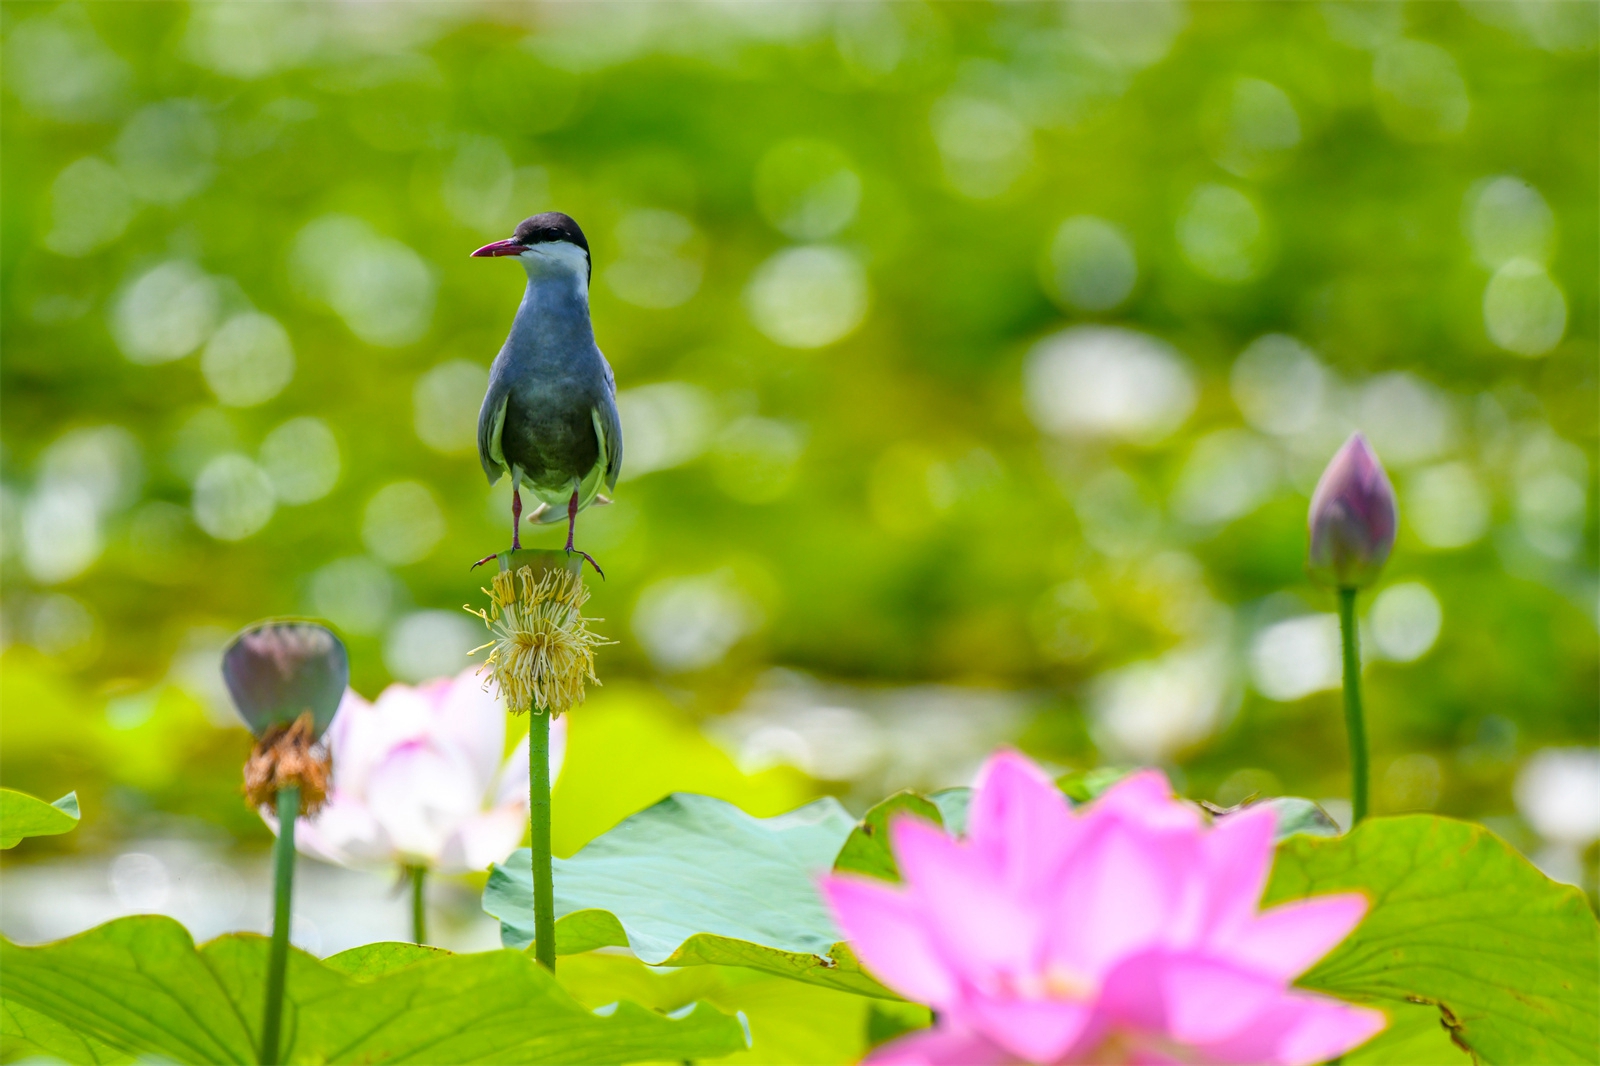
[822, 752, 1385, 1065]
[262, 668, 565, 874]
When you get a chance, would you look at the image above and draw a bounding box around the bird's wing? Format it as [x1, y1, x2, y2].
[593, 398, 623, 493]
[476, 382, 509, 485]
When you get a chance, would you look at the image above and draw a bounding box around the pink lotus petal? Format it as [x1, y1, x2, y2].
[280, 790, 394, 869]
[365, 742, 485, 863]
[819, 751, 1383, 1066]
[1194, 989, 1387, 1066]
[267, 668, 531, 873]
[1047, 823, 1179, 976]
[438, 803, 527, 874]
[967, 750, 1081, 892]
[963, 994, 1094, 1064]
[1199, 805, 1278, 937]
[1087, 770, 1198, 833]
[434, 670, 506, 795]
[866, 1024, 1017, 1066]
[893, 816, 1045, 977]
[820, 875, 961, 1008]
[1226, 894, 1369, 980]
[1161, 958, 1282, 1045]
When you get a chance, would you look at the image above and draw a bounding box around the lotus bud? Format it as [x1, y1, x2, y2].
[1308, 433, 1398, 590]
[466, 550, 611, 718]
[223, 620, 347, 814]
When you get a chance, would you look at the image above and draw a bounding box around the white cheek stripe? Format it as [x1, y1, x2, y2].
[521, 241, 591, 294]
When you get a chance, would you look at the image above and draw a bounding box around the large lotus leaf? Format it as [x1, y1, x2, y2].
[0, 789, 79, 849]
[1266, 815, 1600, 1065]
[322, 941, 449, 978]
[557, 952, 930, 1065]
[1, 998, 132, 1065]
[486, 792, 897, 997]
[832, 790, 944, 883]
[0, 915, 747, 1065]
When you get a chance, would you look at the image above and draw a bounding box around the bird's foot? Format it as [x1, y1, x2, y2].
[470, 552, 500, 570]
[567, 547, 605, 580]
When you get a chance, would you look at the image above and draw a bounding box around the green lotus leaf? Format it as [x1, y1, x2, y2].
[0, 915, 747, 1064]
[0, 789, 80, 850]
[1267, 814, 1600, 1065]
[486, 792, 898, 998]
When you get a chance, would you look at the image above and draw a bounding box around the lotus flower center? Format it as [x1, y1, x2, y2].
[1006, 965, 1096, 1002]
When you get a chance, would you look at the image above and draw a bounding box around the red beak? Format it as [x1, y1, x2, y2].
[471, 238, 526, 258]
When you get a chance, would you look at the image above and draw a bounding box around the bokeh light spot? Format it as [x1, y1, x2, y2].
[931, 95, 1033, 199]
[1250, 614, 1341, 702]
[309, 556, 398, 637]
[1406, 462, 1489, 550]
[1230, 334, 1326, 436]
[112, 261, 220, 365]
[2, 6, 130, 123]
[1370, 581, 1441, 662]
[1483, 258, 1567, 357]
[632, 571, 763, 673]
[1178, 183, 1265, 283]
[192, 454, 276, 541]
[745, 245, 869, 348]
[616, 382, 715, 480]
[291, 215, 435, 347]
[1467, 176, 1555, 269]
[44, 157, 135, 257]
[259, 417, 341, 505]
[712, 417, 807, 503]
[1044, 216, 1137, 312]
[413, 360, 489, 455]
[1372, 39, 1470, 141]
[384, 610, 480, 684]
[604, 209, 705, 309]
[754, 139, 862, 241]
[1025, 326, 1195, 444]
[201, 313, 295, 407]
[114, 99, 218, 204]
[362, 481, 445, 565]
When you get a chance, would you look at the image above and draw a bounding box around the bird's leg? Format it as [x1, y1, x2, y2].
[564, 489, 604, 579]
[471, 482, 524, 570]
[511, 485, 523, 551]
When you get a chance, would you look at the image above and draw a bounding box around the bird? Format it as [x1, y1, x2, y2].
[471, 212, 621, 576]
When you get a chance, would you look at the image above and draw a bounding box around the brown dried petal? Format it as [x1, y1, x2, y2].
[243, 712, 331, 815]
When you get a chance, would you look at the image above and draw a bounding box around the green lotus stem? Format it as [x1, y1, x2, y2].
[261, 785, 298, 1065]
[1337, 587, 1369, 826]
[409, 865, 427, 945]
[529, 709, 556, 971]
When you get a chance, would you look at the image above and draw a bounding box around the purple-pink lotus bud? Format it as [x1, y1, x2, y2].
[1307, 433, 1398, 590]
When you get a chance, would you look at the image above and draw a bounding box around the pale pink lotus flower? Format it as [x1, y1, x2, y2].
[822, 751, 1385, 1066]
[262, 668, 565, 874]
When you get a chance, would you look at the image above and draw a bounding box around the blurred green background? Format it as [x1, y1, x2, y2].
[1, 0, 1595, 892]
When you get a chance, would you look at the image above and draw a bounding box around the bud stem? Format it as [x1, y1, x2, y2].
[528, 707, 556, 971]
[261, 785, 298, 1065]
[409, 866, 427, 945]
[1337, 588, 1369, 826]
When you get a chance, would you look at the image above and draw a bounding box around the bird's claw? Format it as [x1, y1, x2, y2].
[470, 552, 500, 570]
[567, 547, 605, 580]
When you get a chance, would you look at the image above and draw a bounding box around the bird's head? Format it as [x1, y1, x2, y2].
[472, 212, 591, 284]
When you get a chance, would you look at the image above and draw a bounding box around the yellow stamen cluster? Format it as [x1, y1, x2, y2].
[466, 564, 610, 717]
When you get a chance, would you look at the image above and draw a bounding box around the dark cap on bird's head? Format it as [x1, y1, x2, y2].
[472, 212, 589, 260]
